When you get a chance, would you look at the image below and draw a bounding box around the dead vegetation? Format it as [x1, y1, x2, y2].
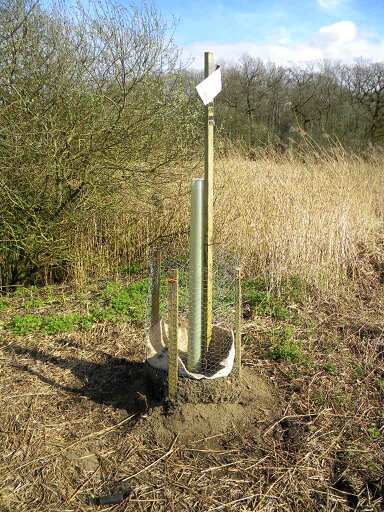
[214, 147, 384, 289]
[54, 148, 384, 293]
[0, 272, 383, 511]
[1, 3, 383, 509]
[0, 148, 383, 511]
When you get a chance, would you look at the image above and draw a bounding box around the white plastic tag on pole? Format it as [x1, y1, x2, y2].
[196, 66, 222, 105]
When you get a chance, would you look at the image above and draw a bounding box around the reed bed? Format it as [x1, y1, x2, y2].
[215, 150, 384, 288]
[67, 149, 384, 292]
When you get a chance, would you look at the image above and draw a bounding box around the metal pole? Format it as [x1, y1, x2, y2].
[235, 267, 242, 377]
[202, 51, 215, 356]
[187, 179, 204, 372]
[168, 269, 179, 399]
[151, 249, 161, 327]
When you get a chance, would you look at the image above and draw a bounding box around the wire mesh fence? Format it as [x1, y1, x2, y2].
[145, 247, 241, 389]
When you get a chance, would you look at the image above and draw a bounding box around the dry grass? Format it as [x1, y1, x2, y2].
[67, 176, 191, 286]
[1, 150, 383, 510]
[214, 150, 384, 289]
[65, 149, 384, 294]
[0, 277, 383, 511]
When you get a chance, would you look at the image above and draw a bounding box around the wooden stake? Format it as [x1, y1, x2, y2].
[235, 267, 242, 376]
[202, 51, 215, 355]
[168, 269, 179, 399]
[151, 249, 161, 327]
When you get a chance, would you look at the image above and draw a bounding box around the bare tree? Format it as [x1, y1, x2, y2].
[215, 56, 384, 151]
[341, 59, 384, 143]
[0, 0, 200, 286]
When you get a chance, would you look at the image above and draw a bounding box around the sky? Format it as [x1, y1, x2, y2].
[149, 0, 384, 67]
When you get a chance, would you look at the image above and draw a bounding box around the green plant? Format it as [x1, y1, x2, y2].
[316, 389, 327, 405]
[41, 315, 77, 335]
[8, 312, 95, 335]
[280, 275, 307, 303]
[76, 315, 94, 332]
[243, 334, 255, 346]
[74, 291, 88, 303]
[41, 285, 56, 302]
[366, 459, 381, 474]
[14, 286, 36, 298]
[13, 286, 45, 308]
[115, 261, 142, 275]
[302, 355, 318, 371]
[331, 391, 351, 406]
[0, 299, 8, 312]
[104, 282, 121, 296]
[90, 306, 119, 324]
[352, 363, 364, 380]
[101, 279, 149, 323]
[325, 359, 336, 375]
[23, 298, 45, 309]
[367, 427, 381, 439]
[9, 314, 43, 335]
[242, 278, 291, 320]
[110, 285, 145, 317]
[270, 326, 302, 361]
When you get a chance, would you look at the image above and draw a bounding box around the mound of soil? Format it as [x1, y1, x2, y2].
[132, 365, 282, 447]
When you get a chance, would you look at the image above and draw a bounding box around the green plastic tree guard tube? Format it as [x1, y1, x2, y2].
[187, 178, 205, 373]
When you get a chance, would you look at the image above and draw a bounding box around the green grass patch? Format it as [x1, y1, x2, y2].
[242, 278, 289, 320]
[324, 359, 336, 375]
[6, 277, 166, 334]
[89, 305, 120, 323]
[269, 326, 302, 361]
[10, 285, 47, 309]
[367, 427, 381, 440]
[242, 274, 308, 320]
[99, 273, 189, 324]
[22, 297, 45, 309]
[14, 286, 37, 298]
[41, 314, 91, 335]
[0, 299, 9, 312]
[92, 278, 153, 324]
[105, 279, 148, 322]
[9, 314, 43, 335]
[8, 313, 94, 335]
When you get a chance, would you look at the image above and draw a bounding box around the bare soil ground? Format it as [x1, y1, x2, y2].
[135, 365, 282, 448]
[0, 281, 383, 511]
